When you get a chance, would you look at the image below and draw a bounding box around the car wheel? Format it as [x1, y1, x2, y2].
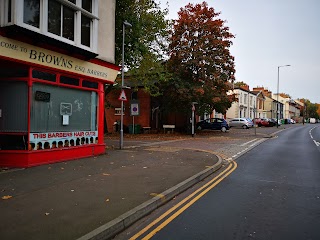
[221, 127, 227, 132]
[197, 126, 202, 130]
[242, 125, 247, 129]
[258, 123, 262, 127]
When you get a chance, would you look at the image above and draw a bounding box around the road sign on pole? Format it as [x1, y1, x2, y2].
[130, 101, 140, 116]
[118, 90, 127, 101]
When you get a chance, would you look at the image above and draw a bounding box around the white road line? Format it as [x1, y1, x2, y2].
[310, 127, 319, 147]
[240, 138, 258, 146]
[250, 139, 265, 147]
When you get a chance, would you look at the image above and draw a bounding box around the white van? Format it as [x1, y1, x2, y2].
[310, 118, 316, 124]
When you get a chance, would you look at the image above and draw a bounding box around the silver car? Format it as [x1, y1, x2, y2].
[228, 118, 253, 129]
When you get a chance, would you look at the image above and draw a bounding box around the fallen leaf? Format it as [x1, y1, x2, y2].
[60, 167, 64, 170]
[102, 173, 110, 176]
[45, 212, 50, 216]
[2, 195, 12, 200]
[71, 190, 75, 192]
[105, 198, 110, 202]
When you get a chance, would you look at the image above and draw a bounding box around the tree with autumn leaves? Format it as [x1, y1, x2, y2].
[111, 1, 236, 131]
[163, 2, 236, 116]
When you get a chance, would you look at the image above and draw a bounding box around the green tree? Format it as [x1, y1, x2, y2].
[304, 99, 320, 119]
[113, 0, 170, 95]
[234, 81, 248, 88]
[166, 1, 236, 116]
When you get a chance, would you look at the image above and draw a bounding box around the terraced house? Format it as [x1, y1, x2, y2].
[0, 0, 119, 167]
[226, 85, 257, 120]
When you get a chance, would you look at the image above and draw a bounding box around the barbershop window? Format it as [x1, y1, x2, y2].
[60, 75, 79, 86]
[81, 15, 91, 47]
[17, 0, 98, 50]
[82, 80, 98, 89]
[7, 0, 12, 23]
[23, 0, 40, 28]
[48, 0, 75, 41]
[32, 70, 56, 82]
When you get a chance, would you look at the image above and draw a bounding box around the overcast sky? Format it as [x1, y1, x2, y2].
[159, 0, 320, 103]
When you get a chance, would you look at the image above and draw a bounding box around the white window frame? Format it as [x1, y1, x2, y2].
[8, 0, 98, 53]
[1, 0, 14, 26]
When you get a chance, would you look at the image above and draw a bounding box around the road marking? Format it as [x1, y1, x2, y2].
[240, 138, 257, 146]
[130, 161, 237, 240]
[250, 139, 265, 147]
[309, 126, 319, 147]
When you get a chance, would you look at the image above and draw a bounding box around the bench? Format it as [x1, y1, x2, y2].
[163, 124, 175, 133]
[142, 127, 151, 134]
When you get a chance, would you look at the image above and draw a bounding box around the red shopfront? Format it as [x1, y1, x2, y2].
[0, 36, 119, 168]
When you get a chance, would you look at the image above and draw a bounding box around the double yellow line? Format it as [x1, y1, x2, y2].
[130, 160, 238, 240]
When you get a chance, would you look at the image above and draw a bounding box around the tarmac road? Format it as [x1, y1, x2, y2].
[0, 124, 298, 240]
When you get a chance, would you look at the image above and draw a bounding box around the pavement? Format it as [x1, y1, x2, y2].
[0, 125, 292, 240]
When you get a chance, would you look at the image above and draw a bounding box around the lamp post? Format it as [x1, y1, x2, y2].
[120, 20, 132, 149]
[276, 65, 291, 128]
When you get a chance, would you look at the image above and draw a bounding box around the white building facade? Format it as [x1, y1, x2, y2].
[226, 87, 257, 120]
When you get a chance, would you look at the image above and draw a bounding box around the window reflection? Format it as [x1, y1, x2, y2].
[82, 0, 92, 13]
[48, 0, 61, 36]
[23, 0, 40, 28]
[8, 0, 12, 22]
[63, 6, 74, 41]
[81, 15, 91, 47]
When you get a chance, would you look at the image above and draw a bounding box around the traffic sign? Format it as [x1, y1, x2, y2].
[118, 90, 127, 101]
[130, 101, 140, 116]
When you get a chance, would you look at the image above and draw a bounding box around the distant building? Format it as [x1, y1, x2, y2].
[226, 85, 257, 119]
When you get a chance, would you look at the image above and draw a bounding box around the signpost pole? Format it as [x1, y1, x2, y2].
[191, 102, 197, 137]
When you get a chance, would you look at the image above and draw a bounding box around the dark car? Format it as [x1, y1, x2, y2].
[197, 118, 230, 132]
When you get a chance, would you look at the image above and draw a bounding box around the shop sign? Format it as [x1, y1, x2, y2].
[0, 36, 118, 82]
[60, 103, 72, 116]
[35, 91, 50, 102]
[29, 131, 98, 150]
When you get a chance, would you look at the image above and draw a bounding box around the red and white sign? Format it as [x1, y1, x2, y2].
[30, 131, 98, 141]
[118, 90, 127, 101]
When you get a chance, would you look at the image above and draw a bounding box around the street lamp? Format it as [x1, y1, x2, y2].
[276, 64, 291, 128]
[120, 20, 132, 149]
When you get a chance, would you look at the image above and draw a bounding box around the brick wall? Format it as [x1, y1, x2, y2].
[105, 89, 151, 133]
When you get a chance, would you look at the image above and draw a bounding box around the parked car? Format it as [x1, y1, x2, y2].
[271, 118, 282, 126]
[229, 118, 253, 129]
[283, 118, 294, 124]
[254, 118, 274, 127]
[246, 118, 254, 125]
[310, 118, 316, 124]
[197, 118, 230, 132]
